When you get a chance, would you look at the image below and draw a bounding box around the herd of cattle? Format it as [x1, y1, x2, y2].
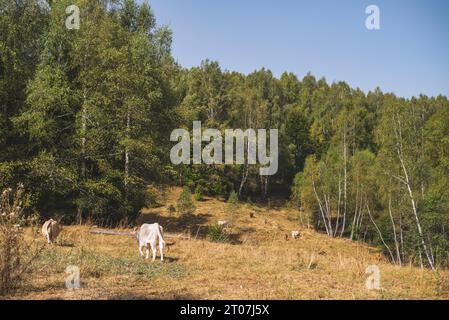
[41, 218, 301, 262]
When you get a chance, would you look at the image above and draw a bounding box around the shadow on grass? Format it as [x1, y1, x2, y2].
[108, 292, 198, 300]
[227, 227, 256, 245]
[138, 210, 256, 246]
[136, 256, 179, 263]
[57, 242, 75, 248]
[137, 211, 211, 235]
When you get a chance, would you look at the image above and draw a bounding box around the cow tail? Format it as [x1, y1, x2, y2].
[157, 225, 165, 248]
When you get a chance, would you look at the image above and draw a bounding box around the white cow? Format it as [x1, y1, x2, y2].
[217, 220, 229, 227]
[41, 219, 61, 244]
[136, 223, 165, 261]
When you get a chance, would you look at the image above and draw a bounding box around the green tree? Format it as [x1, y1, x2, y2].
[177, 186, 196, 215]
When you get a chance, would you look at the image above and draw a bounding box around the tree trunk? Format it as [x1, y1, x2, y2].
[77, 90, 87, 225]
[312, 180, 331, 236]
[323, 193, 333, 236]
[399, 210, 405, 264]
[238, 163, 249, 197]
[366, 203, 395, 263]
[350, 185, 359, 240]
[399, 154, 435, 270]
[388, 195, 402, 265]
[394, 113, 435, 270]
[124, 108, 130, 197]
[335, 174, 341, 237]
[340, 122, 347, 237]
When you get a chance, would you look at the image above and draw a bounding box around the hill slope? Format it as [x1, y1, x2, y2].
[10, 188, 449, 300]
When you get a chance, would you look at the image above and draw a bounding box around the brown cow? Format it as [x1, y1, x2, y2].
[41, 219, 61, 244]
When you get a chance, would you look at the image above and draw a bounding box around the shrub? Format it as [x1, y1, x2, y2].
[177, 186, 196, 215]
[228, 191, 239, 210]
[206, 224, 229, 243]
[194, 185, 204, 201]
[0, 184, 38, 295]
[227, 191, 239, 224]
[168, 204, 176, 213]
[228, 191, 239, 212]
[144, 185, 164, 208]
[77, 179, 145, 226]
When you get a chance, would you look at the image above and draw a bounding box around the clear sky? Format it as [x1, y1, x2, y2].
[145, 0, 449, 98]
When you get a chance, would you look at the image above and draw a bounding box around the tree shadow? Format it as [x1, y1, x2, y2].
[108, 292, 198, 300]
[228, 227, 256, 245]
[161, 256, 178, 263]
[137, 211, 212, 235]
[57, 242, 75, 248]
[134, 254, 179, 263]
[137, 209, 258, 244]
[241, 195, 289, 211]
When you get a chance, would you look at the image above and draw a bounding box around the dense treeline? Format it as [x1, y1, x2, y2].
[1, 0, 178, 225]
[1, 0, 448, 268]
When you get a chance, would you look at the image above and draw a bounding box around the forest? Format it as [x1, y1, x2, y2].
[1, 0, 448, 270]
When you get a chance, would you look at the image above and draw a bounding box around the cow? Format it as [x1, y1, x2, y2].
[217, 220, 229, 227]
[135, 223, 165, 261]
[291, 230, 300, 239]
[41, 219, 61, 244]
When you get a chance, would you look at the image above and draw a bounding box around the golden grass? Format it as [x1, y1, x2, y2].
[3, 187, 449, 300]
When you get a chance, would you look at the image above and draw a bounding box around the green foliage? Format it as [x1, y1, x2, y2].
[144, 185, 164, 209]
[206, 224, 229, 243]
[0, 184, 39, 295]
[0, 0, 178, 225]
[228, 191, 239, 211]
[177, 186, 196, 215]
[227, 191, 239, 224]
[194, 185, 204, 201]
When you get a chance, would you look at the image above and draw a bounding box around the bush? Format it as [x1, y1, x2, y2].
[144, 185, 164, 208]
[168, 204, 176, 213]
[194, 185, 204, 201]
[0, 184, 37, 295]
[206, 224, 229, 243]
[177, 186, 196, 215]
[228, 191, 239, 210]
[227, 191, 239, 224]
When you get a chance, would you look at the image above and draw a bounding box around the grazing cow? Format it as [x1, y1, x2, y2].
[217, 220, 228, 227]
[41, 219, 61, 244]
[136, 223, 165, 261]
[291, 230, 300, 239]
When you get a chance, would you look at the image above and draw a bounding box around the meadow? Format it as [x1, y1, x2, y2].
[5, 188, 448, 300]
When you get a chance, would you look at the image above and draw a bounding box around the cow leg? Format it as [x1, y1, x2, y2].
[46, 234, 52, 244]
[152, 246, 157, 262]
[146, 247, 150, 259]
[139, 245, 144, 257]
[159, 242, 164, 261]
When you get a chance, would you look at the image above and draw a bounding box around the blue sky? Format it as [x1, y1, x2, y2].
[145, 0, 449, 98]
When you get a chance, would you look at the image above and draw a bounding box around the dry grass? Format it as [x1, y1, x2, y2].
[2, 187, 448, 300]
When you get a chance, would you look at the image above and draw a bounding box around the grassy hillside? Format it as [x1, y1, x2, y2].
[6, 188, 449, 300]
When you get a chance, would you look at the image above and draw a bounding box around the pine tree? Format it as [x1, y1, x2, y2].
[177, 186, 196, 215]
